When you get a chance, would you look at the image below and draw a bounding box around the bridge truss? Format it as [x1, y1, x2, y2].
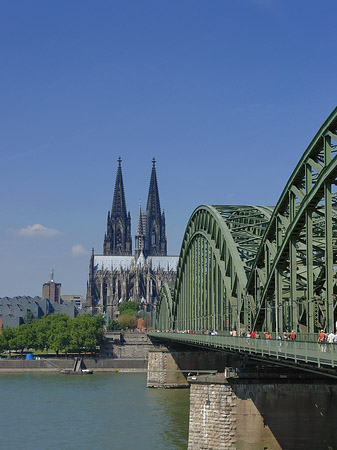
[156, 108, 337, 335]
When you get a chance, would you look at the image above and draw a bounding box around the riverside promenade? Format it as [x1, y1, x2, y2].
[0, 331, 153, 373]
[0, 357, 148, 373]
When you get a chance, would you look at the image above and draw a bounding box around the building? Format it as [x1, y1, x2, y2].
[42, 270, 61, 303]
[0, 296, 80, 328]
[61, 295, 85, 310]
[86, 158, 178, 318]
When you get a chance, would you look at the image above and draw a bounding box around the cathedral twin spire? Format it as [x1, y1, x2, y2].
[111, 157, 128, 220]
[103, 157, 132, 256]
[103, 157, 167, 258]
[147, 158, 161, 219]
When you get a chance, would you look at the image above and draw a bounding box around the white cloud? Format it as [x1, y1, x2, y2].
[72, 244, 89, 257]
[17, 224, 61, 237]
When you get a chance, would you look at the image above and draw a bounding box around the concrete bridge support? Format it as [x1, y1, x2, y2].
[147, 347, 229, 388]
[188, 373, 337, 450]
[147, 348, 188, 388]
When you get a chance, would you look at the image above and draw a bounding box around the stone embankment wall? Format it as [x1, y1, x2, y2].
[0, 358, 147, 372]
[188, 374, 337, 450]
[100, 332, 154, 359]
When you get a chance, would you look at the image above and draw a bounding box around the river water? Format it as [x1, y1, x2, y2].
[0, 373, 190, 450]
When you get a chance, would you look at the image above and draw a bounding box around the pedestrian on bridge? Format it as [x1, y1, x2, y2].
[264, 331, 271, 339]
[327, 331, 335, 351]
[264, 331, 271, 349]
[318, 330, 326, 352]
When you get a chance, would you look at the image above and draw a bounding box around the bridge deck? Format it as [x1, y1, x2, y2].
[148, 332, 337, 372]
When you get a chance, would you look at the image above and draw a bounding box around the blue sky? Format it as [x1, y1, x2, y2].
[1, 0, 337, 298]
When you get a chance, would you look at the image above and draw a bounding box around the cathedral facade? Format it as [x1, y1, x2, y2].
[86, 158, 178, 318]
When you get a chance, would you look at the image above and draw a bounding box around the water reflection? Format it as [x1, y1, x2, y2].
[0, 373, 190, 450]
[147, 388, 190, 449]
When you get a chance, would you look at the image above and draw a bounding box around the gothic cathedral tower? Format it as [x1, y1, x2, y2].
[103, 157, 132, 256]
[135, 158, 167, 258]
[87, 157, 177, 316]
[146, 158, 167, 256]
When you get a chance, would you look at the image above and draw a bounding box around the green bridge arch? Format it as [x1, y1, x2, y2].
[156, 107, 337, 334]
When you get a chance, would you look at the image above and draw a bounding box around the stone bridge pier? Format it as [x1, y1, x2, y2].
[147, 346, 337, 449]
[188, 373, 337, 450]
[147, 346, 230, 388]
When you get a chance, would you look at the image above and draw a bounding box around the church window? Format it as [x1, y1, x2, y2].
[116, 229, 122, 245]
[151, 231, 156, 245]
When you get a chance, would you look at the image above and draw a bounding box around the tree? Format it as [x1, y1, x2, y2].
[32, 315, 52, 351]
[107, 319, 122, 331]
[0, 313, 106, 356]
[47, 314, 71, 355]
[0, 333, 7, 353]
[15, 324, 35, 353]
[118, 314, 137, 329]
[120, 308, 138, 317]
[70, 314, 105, 354]
[119, 301, 140, 315]
[2, 328, 15, 355]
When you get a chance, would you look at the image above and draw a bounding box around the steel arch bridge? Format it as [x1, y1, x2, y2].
[156, 107, 337, 336]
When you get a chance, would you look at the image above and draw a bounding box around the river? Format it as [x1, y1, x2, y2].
[0, 372, 190, 450]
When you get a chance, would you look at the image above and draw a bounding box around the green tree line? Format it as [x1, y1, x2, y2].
[0, 313, 105, 355]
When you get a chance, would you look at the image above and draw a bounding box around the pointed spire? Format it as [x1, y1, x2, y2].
[144, 158, 167, 256]
[111, 157, 128, 219]
[137, 200, 143, 235]
[104, 157, 132, 255]
[146, 157, 161, 217]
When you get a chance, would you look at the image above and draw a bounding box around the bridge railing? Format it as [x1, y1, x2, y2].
[148, 332, 337, 369]
[208, 330, 323, 343]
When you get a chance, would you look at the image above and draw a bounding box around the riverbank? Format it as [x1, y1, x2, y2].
[0, 357, 148, 373]
[0, 331, 157, 373]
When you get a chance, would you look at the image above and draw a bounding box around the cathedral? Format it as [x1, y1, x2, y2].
[86, 157, 178, 318]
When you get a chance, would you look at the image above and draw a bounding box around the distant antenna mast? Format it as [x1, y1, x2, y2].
[50, 269, 54, 282]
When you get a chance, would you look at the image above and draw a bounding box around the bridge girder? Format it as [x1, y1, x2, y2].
[156, 107, 337, 334]
[248, 108, 337, 333]
[155, 282, 174, 330]
[173, 205, 272, 332]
